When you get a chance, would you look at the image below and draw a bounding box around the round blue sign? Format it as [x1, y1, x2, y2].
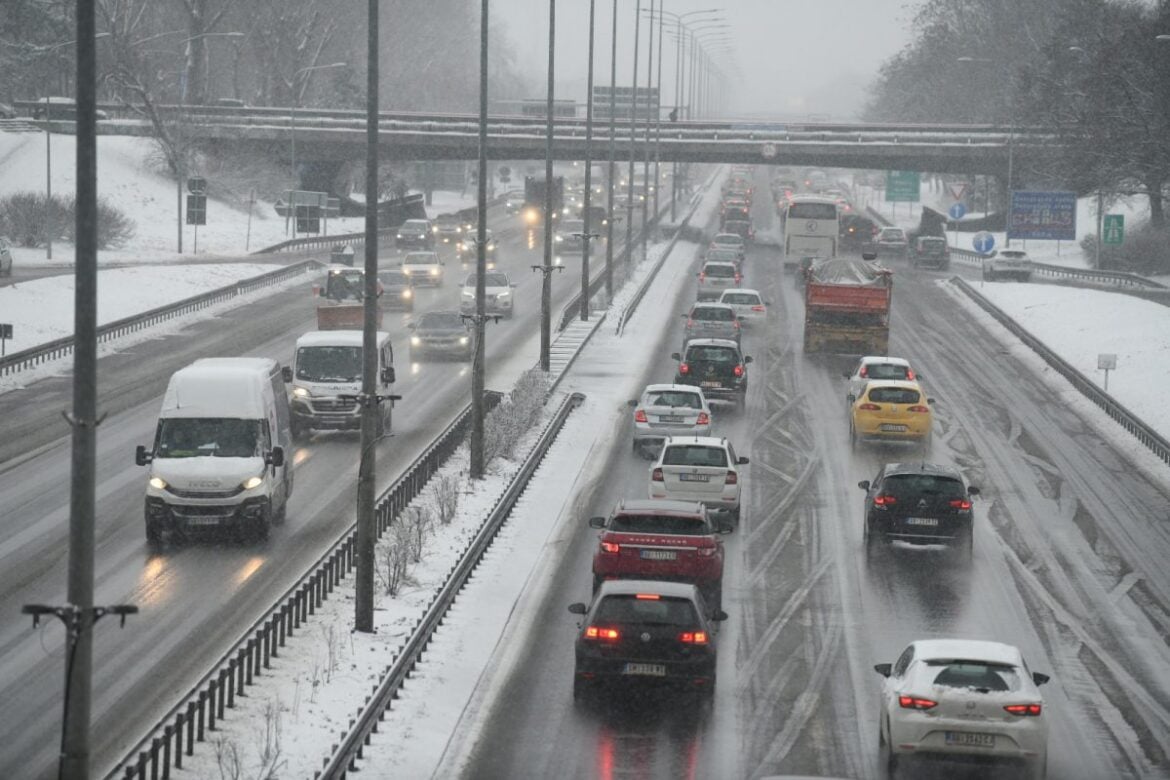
[948, 202, 967, 220]
[972, 231, 995, 254]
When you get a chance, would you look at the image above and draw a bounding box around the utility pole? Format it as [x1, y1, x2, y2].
[653, 4, 665, 224]
[640, 0, 655, 260]
[538, 0, 557, 371]
[605, 0, 618, 300]
[354, 0, 380, 634]
[579, 0, 598, 321]
[625, 0, 642, 265]
[470, 0, 490, 479]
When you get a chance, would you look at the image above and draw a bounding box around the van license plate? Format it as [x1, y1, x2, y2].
[945, 732, 995, 748]
[624, 663, 667, 677]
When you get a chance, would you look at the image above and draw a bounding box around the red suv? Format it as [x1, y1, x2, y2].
[588, 499, 730, 612]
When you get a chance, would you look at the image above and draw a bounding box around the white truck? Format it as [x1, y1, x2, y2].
[135, 358, 293, 545]
[284, 330, 396, 439]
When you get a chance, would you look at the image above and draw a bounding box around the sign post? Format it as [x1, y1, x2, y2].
[1098, 353, 1117, 391]
[0, 322, 11, 356]
[948, 202, 966, 247]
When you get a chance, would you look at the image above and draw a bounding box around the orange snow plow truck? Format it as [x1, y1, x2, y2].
[314, 266, 383, 330]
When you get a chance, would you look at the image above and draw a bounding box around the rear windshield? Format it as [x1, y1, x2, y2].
[788, 202, 837, 220]
[882, 474, 965, 499]
[867, 387, 921, 404]
[645, 390, 702, 409]
[610, 514, 710, 535]
[880, 229, 905, 239]
[686, 346, 737, 363]
[927, 661, 1022, 692]
[704, 264, 736, 278]
[863, 363, 910, 380]
[713, 235, 744, 246]
[662, 445, 728, 468]
[722, 293, 760, 305]
[707, 249, 740, 263]
[595, 595, 699, 626]
[691, 307, 734, 322]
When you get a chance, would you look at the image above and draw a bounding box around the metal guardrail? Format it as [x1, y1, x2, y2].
[0, 260, 318, 379]
[318, 391, 585, 779]
[952, 277, 1170, 466]
[107, 392, 503, 780]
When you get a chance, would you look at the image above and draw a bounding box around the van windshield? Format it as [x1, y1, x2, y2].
[296, 346, 362, 383]
[156, 418, 265, 458]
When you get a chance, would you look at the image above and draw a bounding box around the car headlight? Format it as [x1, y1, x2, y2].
[149, 476, 167, 490]
[555, 235, 564, 243]
[432, 226, 439, 233]
[459, 336, 469, 345]
[430, 268, 440, 276]
[462, 290, 475, 299]
[292, 386, 310, 398]
[411, 336, 421, 346]
[396, 234, 403, 239]
[241, 475, 264, 491]
[498, 289, 511, 297]
[402, 289, 412, 299]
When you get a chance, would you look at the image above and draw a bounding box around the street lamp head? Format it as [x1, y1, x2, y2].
[1156, 34, 1170, 41]
[956, 56, 992, 63]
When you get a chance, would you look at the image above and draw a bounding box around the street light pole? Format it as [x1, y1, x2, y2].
[579, 0, 597, 321]
[625, 0, 641, 265]
[605, 0, 618, 300]
[539, 0, 556, 371]
[640, 0, 655, 260]
[470, 0, 490, 479]
[653, 4, 664, 223]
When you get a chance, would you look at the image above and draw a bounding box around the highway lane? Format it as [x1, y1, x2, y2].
[456, 176, 1170, 779]
[0, 202, 649, 779]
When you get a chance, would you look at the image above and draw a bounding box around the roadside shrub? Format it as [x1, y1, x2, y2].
[0, 192, 135, 249]
[482, 368, 549, 463]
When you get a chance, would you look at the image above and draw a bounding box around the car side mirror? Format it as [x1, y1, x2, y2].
[681, 313, 689, 318]
[858, 480, 871, 491]
[842, 372, 852, 380]
[1032, 672, 1050, 686]
[861, 251, 877, 261]
[874, 663, 892, 678]
[135, 445, 152, 466]
[927, 398, 935, 405]
[266, 446, 285, 468]
[967, 486, 981, 497]
[588, 516, 606, 529]
[568, 602, 587, 615]
[711, 609, 729, 622]
[744, 356, 753, 364]
[736, 456, 749, 465]
[670, 352, 681, 361]
[717, 518, 734, 534]
[381, 366, 396, 385]
[626, 399, 638, 408]
[282, 366, 293, 383]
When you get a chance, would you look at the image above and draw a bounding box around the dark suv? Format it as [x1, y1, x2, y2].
[589, 499, 730, 613]
[395, 218, 434, 250]
[671, 338, 752, 405]
[911, 236, 950, 270]
[858, 462, 980, 558]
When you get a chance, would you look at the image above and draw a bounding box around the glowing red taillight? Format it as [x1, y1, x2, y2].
[733, 320, 741, 330]
[725, 470, 738, 485]
[585, 626, 621, 641]
[949, 498, 972, 510]
[600, 541, 621, 554]
[858, 403, 880, 411]
[751, 305, 765, 311]
[907, 405, 931, 413]
[679, 363, 690, 375]
[699, 272, 707, 282]
[1004, 703, 1043, 717]
[734, 273, 742, 283]
[634, 409, 648, 423]
[651, 468, 664, 482]
[859, 366, 868, 377]
[906, 369, 916, 380]
[679, 631, 709, 644]
[696, 412, 710, 425]
[899, 695, 937, 710]
[733, 365, 744, 377]
[873, 494, 896, 506]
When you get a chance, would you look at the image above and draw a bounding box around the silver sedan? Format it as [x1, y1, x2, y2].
[629, 383, 712, 457]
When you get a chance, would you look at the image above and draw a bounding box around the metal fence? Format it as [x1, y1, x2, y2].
[0, 260, 318, 379]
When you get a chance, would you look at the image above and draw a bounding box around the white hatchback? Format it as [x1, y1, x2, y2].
[875, 639, 1050, 779]
[843, 355, 917, 405]
[717, 288, 767, 328]
[649, 436, 748, 523]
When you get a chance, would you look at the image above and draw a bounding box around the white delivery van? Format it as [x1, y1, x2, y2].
[283, 330, 395, 439]
[135, 358, 293, 544]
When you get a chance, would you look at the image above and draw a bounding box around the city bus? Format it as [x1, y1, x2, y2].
[782, 195, 839, 264]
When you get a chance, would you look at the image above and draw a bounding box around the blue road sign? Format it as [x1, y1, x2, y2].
[1009, 190, 1076, 240]
[948, 202, 967, 220]
[972, 231, 995, 254]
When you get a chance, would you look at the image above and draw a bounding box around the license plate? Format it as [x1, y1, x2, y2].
[187, 517, 220, 527]
[640, 549, 678, 560]
[879, 424, 908, 432]
[658, 415, 685, 423]
[679, 473, 710, 482]
[700, 381, 722, 388]
[623, 663, 667, 677]
[905, 517, 939, 526]
[945, 732, 995, 748]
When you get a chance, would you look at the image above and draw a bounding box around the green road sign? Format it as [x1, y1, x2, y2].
[885, 170, 920, 202]
[1103, 214, 1124, 245]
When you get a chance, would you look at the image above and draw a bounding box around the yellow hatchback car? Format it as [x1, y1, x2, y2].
[850, 380, 933, 450]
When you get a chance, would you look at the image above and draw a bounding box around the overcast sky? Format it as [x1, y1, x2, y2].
[492, 0, 924, 120]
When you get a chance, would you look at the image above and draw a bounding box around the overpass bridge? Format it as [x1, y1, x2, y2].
[25, 102, 1060, 180]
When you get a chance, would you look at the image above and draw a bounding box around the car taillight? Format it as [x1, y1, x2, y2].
[873, 494, 896, 506]
[725, 471, 738, 485]
[859, 366, 868, 377]
[734, 273, 742, 283]
[686, 319, 695, 328]
[751, 305, 765, 311]
[907, 405, 930, 413]
[696, 546, 717, 557]
[949, 499, 972, 510]
[634, 409, 648, 423]
[652, 468, 664, 482]
[698, 272, 707, 282]
[732, 320, 741, 330]
[1004, 703, 1042, 717]
[733, 365, 744, 377]
[585, 626, 621, 641]
[679, 363, 690, 375]
[636, 593, 661, 600]
[679, 631, 709, 644]
[906, 369, 916, 380]
[600, 541, 621, 554]
[858, 402, 880, 410]
[899, 695, 937, 710]
[696, 412, 710, 425]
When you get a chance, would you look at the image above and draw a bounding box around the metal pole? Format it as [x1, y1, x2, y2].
[291, 102, 297, 188]
[605, 0, 618, 300]
[63, 0, 98, 775]
[653, 4, 664, 223]
[640, 0, 654, 259]
[670, 24, 682, 221]
[540, 0, 556, 371]
[1005, 120, 1014, 248]
[1096, 189, 1103, 269]
[580, 0, 596, 321]
[46, 120, 53, 260]
[470, 0, 489, 479]
[625, 0, 641, 264]
[354, 0, 379, 634]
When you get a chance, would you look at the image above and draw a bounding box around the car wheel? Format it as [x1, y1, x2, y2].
[704, 583, 724, 615]
[145, 519, 163, 549]
[955, 526, 974, 560]
[592, 573, 604, 594]
[850, 422, 859, 451]
[1031, 753, 1047, 780]
[865, 520, 882, 560]
[572, 674, 590, 702]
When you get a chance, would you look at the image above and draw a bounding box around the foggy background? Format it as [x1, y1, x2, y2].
[494, 0, 923, 120]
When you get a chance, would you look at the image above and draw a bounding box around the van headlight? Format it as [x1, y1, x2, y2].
[411, 336, 421, 346]
[459, 336, 469, 345]
[555, 235, 564, 243]
[149, 476, 167, 490]
[396, 233, 403, 239]
[430, 268, 440, 276]
[241, 475, 264, 491]
[292, 386, 310, 398]
[401, 289, 412, 299]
